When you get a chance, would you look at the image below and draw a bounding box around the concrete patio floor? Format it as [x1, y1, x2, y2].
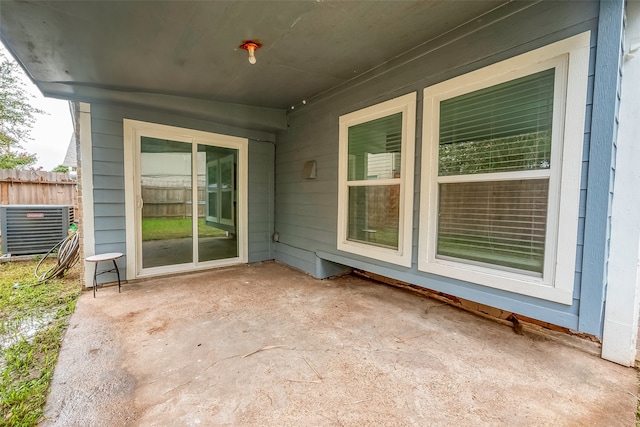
[43, 261, 637, 426]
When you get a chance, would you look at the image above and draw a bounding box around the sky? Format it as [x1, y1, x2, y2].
[1, 43, 74, 171]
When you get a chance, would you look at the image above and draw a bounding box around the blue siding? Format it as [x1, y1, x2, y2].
[91, 109, 126, 285]
[274, 1, 604, 332]
[248, 140, 275, 262]
[579, 0, 625, 335]
[90, 104, 275, 282]
[275, 242, 317, 275]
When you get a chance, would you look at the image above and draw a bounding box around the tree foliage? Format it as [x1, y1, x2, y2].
[52, 164, 69, 173]
[0, 151, 38, 169]
[0, 50, 43, 169]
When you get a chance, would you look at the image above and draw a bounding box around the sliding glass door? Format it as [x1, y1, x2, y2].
[124, 120, 247, 279]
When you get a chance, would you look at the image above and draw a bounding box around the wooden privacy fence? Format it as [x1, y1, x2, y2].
[141, 185, 206, 218]
[141, 176, 207, 218]
[0, 169, 78, 215]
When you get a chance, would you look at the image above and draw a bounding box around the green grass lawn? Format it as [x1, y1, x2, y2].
[0, 259, 81, 426]
[142, 218, 228, 241]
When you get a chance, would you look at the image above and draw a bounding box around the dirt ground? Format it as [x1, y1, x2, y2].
[42, 261, 637, 426]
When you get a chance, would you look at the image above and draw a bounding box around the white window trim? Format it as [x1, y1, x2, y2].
[418, 32, 590, 304]
[337, 92, 416, 267]
[79, 103, 96, 289]
[123, 119, 248, 280]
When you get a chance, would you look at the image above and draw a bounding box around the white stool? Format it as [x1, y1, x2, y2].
[362, 229, 377, 242]
[85, 252, 124, 298]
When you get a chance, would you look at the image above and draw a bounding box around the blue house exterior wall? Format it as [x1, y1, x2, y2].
[273, 1, 616, 335]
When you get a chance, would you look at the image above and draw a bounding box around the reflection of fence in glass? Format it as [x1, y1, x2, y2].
[348, 185, 400, 249]
[141, 175, 206, 219]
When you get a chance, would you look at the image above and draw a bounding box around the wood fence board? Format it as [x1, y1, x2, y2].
[0, 169, 78, 221]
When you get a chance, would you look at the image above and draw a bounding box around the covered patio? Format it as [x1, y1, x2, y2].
[43, 262, 636, 426]
[2, 0, 640, 366]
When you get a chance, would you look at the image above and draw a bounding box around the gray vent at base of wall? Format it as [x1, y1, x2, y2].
[0, 205, 72, 256]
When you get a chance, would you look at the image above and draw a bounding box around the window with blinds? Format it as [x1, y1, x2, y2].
[338, 92, 416, 267]
[436, 69, 555, 275]
[419, 32, 589, 304]
[437, 68, 555, 275]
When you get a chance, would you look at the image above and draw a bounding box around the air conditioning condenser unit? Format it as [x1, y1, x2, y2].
[1, 205, 73, 256]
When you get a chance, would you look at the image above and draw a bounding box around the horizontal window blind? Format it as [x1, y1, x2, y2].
[348, 112, 402, 181]
[437, 180, 548, 274]
[439, 68, 555, 176]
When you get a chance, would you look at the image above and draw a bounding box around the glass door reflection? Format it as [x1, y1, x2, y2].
[140, 137, 193, 268]
[198, 144, 238, 262]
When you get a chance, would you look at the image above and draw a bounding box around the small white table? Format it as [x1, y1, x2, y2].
[362, 229, 377, 242]
[85, 252, 124, 298]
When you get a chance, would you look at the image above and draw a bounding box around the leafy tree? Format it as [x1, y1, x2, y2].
[52, 164, 69, 173]
[0, 50, 43, 169]
[0, 152, 37, 169]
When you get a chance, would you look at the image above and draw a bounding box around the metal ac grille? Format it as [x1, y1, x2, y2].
[1, 205, 71, 255]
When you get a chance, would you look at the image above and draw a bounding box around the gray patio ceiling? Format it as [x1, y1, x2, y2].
[0, 1, 509, 131]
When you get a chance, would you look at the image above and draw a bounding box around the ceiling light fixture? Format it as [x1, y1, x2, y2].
[239, 41, 261, 65]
